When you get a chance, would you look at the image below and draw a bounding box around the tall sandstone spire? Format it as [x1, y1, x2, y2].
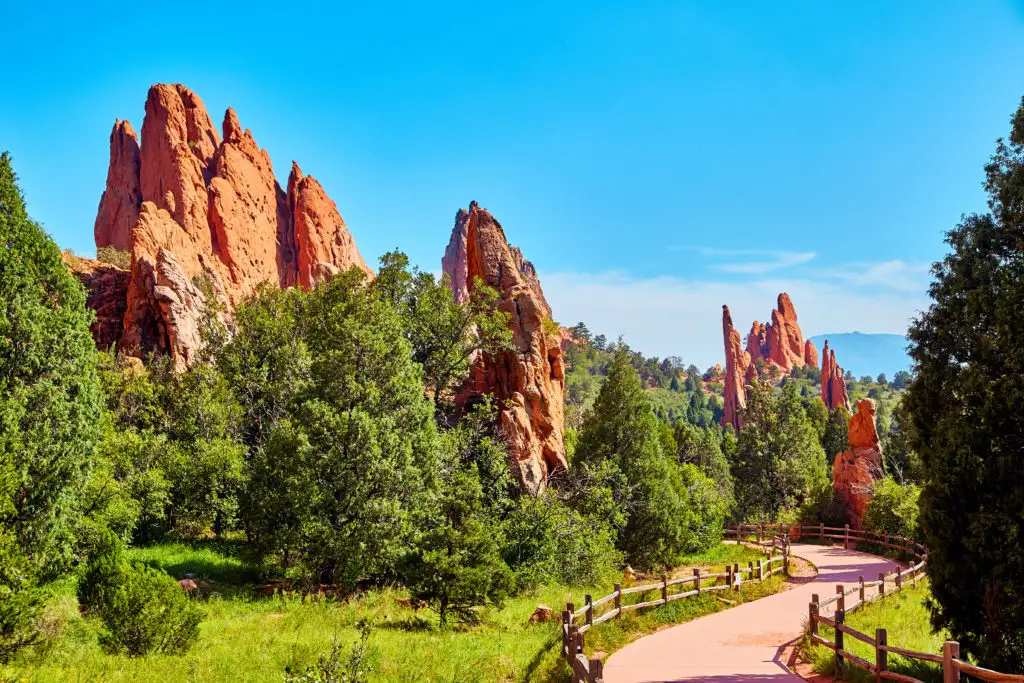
[721, 305, 750, 432]
[442, 202, 566, 492]
[83, 83, 371, 366]
[820, 340, 851, 411]
[94, 120, 142, 250]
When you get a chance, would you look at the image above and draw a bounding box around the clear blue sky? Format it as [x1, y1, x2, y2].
[3, 1, 1023, 366]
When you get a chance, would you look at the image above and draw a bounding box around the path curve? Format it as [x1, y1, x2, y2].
[604, 543, 896, 683]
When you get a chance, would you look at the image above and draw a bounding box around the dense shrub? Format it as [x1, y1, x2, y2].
[78, 528, 202, 656]
[96, 563, 202, 656]
[501, 493, 621, 590]
[862, 479, 920, 541]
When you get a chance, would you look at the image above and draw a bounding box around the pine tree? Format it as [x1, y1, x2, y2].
[576, 348, 706, 568]
[904, 97, 1024, 670]
[0, 153, 102, 660]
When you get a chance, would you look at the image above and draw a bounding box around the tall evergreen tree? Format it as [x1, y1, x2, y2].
[904, 97, 1024, 670]
[732, 382, 828, 521]
[576, 348, 703, 568]
[0, 153, 102, 659]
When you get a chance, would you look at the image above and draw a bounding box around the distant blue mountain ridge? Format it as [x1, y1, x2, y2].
[808, 332, 911, 379]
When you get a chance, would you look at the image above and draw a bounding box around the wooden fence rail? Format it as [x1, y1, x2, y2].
[800, 525, 1024, 683]
[560, 532, 790, 682]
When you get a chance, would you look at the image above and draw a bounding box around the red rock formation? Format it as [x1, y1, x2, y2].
[804, 339, 819, 369]
[442, 202, 566, 491]
[288, 162, 373, 289]
[833, 399, 883, 528]
[63, 254, 130, 351]
[84, 83, 371, 365]
[557, 326, 581, 352]
[94, 120, 142, 251]
[820, 340, 851, 411]
[721, 305, 751, 432]
[741, 293, 808, 373]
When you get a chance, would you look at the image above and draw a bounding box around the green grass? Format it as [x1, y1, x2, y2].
[0, 542, 782, 683]
[803, 580, 948, 683]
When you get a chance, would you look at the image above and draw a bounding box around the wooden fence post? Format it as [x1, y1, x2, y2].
[758, 523, 763, 544]
[784, 546, 790, 574]
[567, 602, 575, 625]
[943, 641, 960, 683]
[613, 583, 621, 620]
[569, 624, 579, 657]
[585, 594, 594, 627]
[859, 576, 865, 604]
[661, 574, 668, 604]
[562, 610, 571, 659]
[896, 566, 902, 591]
[809, 595, 819, 635]
[726, 565, 732, 590]
[589, 657, 604, 683]
[835, 606, 845, 674]
[693, 568, 701, 595]
[879, 572, 885, 597]
[733, 563, 740, 591]
[844, 524, 850, 550]
[876, 628, 887, 683]
[819, 521, 824, 539]
[757, 559, 763, 581]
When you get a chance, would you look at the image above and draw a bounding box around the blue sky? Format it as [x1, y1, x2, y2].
[3, 1, 1023, 367]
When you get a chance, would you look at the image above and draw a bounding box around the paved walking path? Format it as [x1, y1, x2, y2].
[604, 543, 896, 683]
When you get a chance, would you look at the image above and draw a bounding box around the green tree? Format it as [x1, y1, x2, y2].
[217, 271, 438, 587]
[822, 405, 850, 466]
[0, 153, 102, 660]
[732, 382, 829, 521]
[374, 251, 512, 414]
[401, 417, 513, 626]
[576, 349, 707, 568]
[876, 373, 888, 385]
[672, 422, 734, 511]
[903, 96, 1024, 669]
[891, 370, 912, 389]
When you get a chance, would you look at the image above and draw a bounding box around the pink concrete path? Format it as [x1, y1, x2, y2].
[603, 543, 896, 683]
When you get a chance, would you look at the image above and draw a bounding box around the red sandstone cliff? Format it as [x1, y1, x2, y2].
[833, 398, 883, 528]
[820, 340, 851, 411]
[85, 83, 371, 365]
[442, 202, 566, 491]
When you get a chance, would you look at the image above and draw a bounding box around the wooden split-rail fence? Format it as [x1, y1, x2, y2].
[799, 524, 1024, 683]
[560, 532, 790, 683]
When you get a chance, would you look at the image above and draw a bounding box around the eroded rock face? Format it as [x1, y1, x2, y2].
[442, 202, 566, 492]
[820, 340, 851, 411]
[85, 83, 371, 364]
[721, 305, 750, 432]
[833, 399, 883, 528]
[94, 120, 142, 251]
[63, 255, 130, 351]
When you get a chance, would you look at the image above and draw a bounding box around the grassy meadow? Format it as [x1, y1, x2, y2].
[1, 542, 785, 682]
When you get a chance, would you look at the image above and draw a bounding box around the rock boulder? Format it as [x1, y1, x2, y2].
[833, 399, 883, 528]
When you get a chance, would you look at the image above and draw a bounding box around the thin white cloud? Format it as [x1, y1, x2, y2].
[671, 246, 818, 274]
[540, 267, 930, 369]
[716, 251, 817, 274]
